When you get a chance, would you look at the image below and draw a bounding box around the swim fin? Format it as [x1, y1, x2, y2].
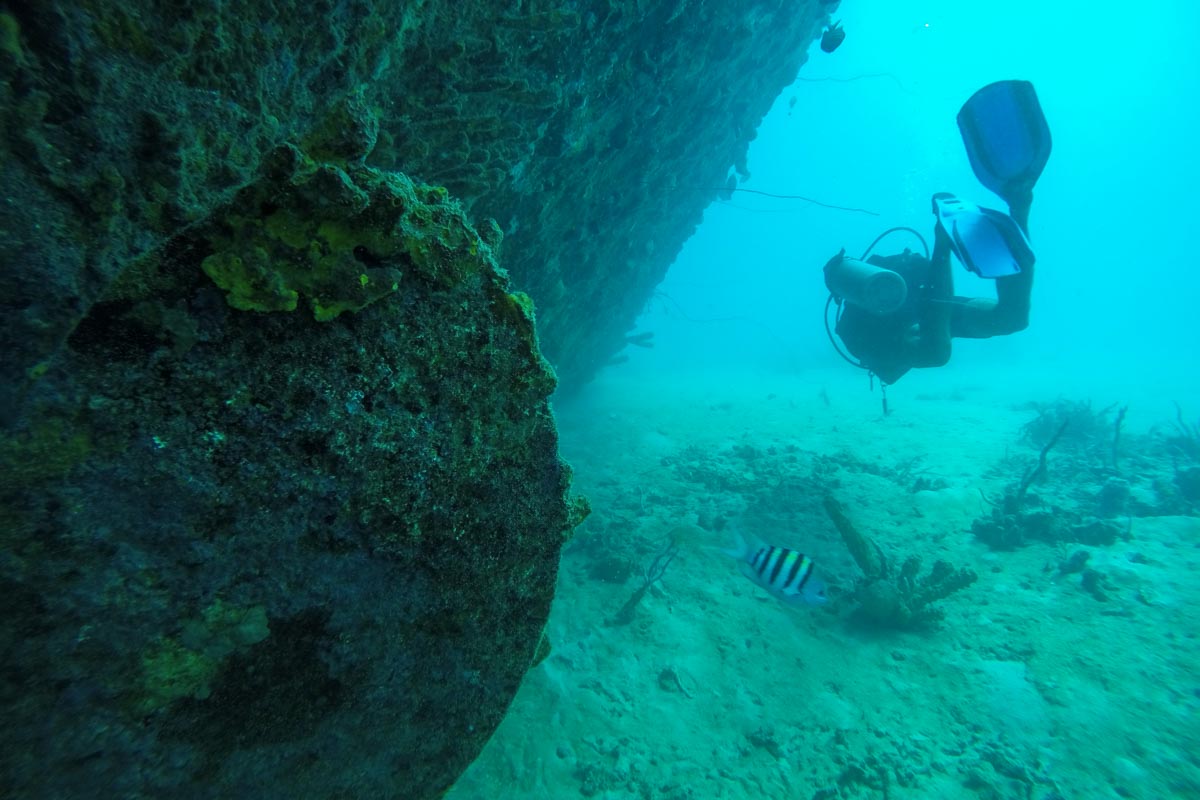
[932, 193, 1034, 279]
[957, 80, 1052, 207]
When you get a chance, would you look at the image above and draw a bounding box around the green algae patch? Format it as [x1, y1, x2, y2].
[507, 290, 536, 321]
[0, 414, 92, 491]
[201, 248, 299, 313]
[0, 12, 27, 66]
[492, 289, 538, 343]
[199, 146, 495, 321]
[140, 638, 219, 711]
[138, 601, 270, 713]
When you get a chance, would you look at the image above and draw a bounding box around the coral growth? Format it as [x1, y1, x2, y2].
[823, 495, 977, 628]
[1, 145, 581, 799]
[969, 399, 1176, 549]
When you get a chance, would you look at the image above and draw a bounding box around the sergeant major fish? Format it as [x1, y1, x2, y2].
[725, 534, 828, 606]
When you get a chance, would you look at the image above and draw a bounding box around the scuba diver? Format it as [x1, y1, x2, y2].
[823, 80, 1052, 403]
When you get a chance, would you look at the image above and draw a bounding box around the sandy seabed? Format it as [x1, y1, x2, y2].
[448, 365, 1200, 800]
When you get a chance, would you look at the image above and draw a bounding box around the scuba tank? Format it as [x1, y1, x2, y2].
[823, 250, 907, 315]
[822, 227, 931, 401]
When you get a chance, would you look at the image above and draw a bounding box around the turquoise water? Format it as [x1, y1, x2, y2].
[450, 2, 1200, 798]
[639, 0, 1200, 385]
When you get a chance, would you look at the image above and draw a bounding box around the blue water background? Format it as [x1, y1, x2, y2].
[626, 0, 1200, 406]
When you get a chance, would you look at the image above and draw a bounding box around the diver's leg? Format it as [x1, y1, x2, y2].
[949, 266, 1033, 338]
[1008, 188, 1032, 234]
[905, 224, 953, 367]
[948, 192, 1035, 338]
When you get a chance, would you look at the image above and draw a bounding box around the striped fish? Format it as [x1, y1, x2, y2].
[725, 534, 827, 606]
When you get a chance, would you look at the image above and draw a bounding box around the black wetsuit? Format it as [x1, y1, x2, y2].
[835, 193, 1034, 384]
[834, 250, 934, 385]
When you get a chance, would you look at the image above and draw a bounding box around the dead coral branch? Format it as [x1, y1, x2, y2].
[1014, 419, 1069, 512]
[606, 534, 680, 626]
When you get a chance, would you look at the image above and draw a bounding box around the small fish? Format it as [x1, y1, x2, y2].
[820, 21, 846, 53]
[725, 534, 828, 605]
